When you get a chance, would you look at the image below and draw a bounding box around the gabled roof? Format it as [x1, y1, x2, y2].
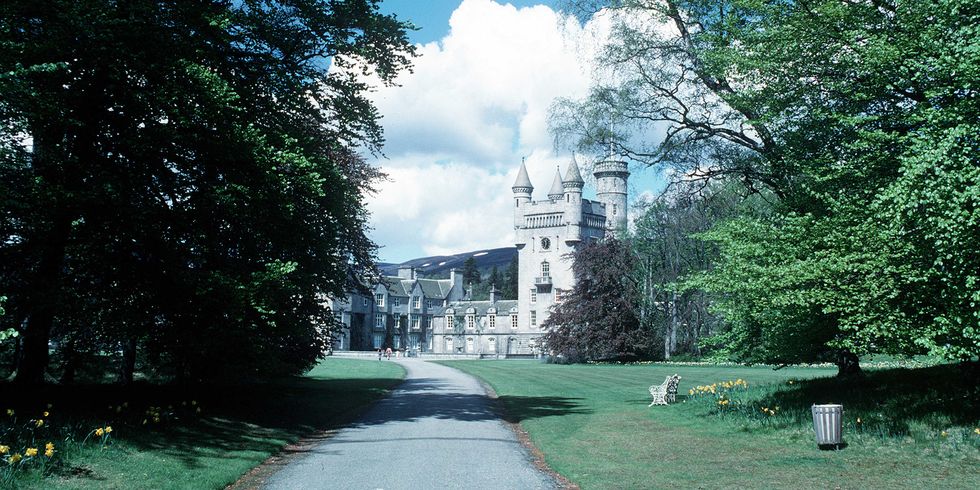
[435, 299, 519, 316]
[381, 276, 410, 296]
[417, 278, 450, 298]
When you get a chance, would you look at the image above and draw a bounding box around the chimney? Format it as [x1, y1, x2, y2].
[398, 266, 415, 280]
[489, 285, 499, 304]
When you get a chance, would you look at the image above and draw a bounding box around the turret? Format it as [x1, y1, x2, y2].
[593, 151, 629, 233]
[563, 158, 584, 243]
[512, 160, 533, 228]
[548, 167, 564, 201]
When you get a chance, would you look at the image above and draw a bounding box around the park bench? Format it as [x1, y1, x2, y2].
[648, 374, 681, 406]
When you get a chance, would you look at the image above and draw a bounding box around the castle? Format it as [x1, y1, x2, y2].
[328, 153, 628, 355]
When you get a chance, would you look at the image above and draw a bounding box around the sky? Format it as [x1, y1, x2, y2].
[366, 0, 667, 263]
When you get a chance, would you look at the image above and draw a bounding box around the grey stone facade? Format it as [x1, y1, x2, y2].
[329, 153, 627, 354]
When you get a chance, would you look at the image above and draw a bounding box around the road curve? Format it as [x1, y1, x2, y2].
[262, 359, 557, 490]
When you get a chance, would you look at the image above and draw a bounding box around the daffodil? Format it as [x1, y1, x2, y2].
[95, 427, 104, 437]
[44, 442, 55, 457]
[941, 431, 948, 438]
[105, 426, 112, 434]
[35, 419, 44, 428]
[5, 409, 13, 417]
[9, 453, 22, 464]
[43, 411, 49, 417]
[25, 447, 38, 457]
[974, 428, 980, 435]
[0, 445, 9, 455]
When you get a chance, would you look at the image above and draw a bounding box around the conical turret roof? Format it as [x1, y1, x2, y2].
[564, 157, 584, 185]
[548, 167, 565, 199]
[512, 161, 533, 191]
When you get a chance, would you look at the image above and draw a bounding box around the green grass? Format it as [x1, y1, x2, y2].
[441, 361, 980, 489]
[1, 358, 404, 489]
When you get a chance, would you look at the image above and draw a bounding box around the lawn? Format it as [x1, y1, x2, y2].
[441, 361, 980, 489]
[2, 358, 404, 489]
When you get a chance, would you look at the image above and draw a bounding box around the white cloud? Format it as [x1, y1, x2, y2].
[365, 0, 612, 262]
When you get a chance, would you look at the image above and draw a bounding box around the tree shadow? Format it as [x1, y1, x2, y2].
[0, 373, 590, 478]
[755, 362, 980, 436]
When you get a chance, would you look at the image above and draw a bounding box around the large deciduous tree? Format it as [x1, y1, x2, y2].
[554, 0, 980, 374]
[0, 0, 415, 383]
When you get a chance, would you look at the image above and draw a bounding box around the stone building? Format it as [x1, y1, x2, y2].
[330, 153, 627, 355]
[327, 266, 465, 351]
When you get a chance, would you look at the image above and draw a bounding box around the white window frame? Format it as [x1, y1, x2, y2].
[530, 310, 537, 326]
[488, 314, 495, 330]
[375, 313, 385, 329]
[466, 314, 475, 330]
[393, 297, 400, 307]
[412, 316, 421, 330]
[541, 261, 550, 278]
[375, 293, 385, 307]
[446, 315, 454, 331]
[530, 289, 537, 304]
[413, 296, 421, 309]
[511, 315, 518, 330]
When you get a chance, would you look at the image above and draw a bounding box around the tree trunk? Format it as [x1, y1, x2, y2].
[120, 336, 138, 385]
[59, 336, 79, 384]
[15, 217, 69, 385]
[836, 350, 862, 377]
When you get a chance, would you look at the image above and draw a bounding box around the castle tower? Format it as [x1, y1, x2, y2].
[547, 167, 564, 200]
[562, 158, 584, 244]
[593, 151, 630, 233]
[512, 160, 533, 228]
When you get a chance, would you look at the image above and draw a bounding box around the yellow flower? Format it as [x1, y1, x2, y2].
[35, 419, 44, 428]
[95, 427, 104, 437]
[974, 428, 980, 435]
[25, 447, 38, 457]
[43, 411, 49, 417]
[0, 445, 9, 455]
[45, 442, 54, 451]
[105, 426, 112, 434]
[5, 409, 13, 417]
[940, 431, 948, 438]
[9, 453, 21, 464]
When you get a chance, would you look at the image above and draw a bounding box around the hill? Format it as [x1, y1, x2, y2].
[379, 247, 517, 279]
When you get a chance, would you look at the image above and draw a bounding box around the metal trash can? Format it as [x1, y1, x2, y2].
[811, 404, 844, 448]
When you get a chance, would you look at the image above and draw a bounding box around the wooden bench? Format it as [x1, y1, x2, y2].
[648, 374, 681, 406]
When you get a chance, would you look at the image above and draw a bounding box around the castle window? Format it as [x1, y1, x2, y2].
[488, 337, 496, 352]
[362, 297, 368, 307]
[393, 297, 400, 307]
[446, 337, 453, 352]
[530, 289, 537, 304]
[373, 334, 383, 349]
[511, 314, 518, 329]
[466, 337, 475, 353]
[530, 311, 537, 326]
[488, 314, 496, 329]
[424, 316, 431, 329]
[412, 316, 421, 330]
[466, 314, 475, 330]
[541, 261, 550, 278]
[413, 296, 421, 309]
[375, 313, 385, 329]
[613, 204, 617, 216]
[375, 293, 385, 307]
[446, 315, 454, 330]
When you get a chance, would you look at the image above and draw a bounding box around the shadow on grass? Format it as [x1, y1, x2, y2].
[0, 374, 590, 477]
[756, 362, 980, 435]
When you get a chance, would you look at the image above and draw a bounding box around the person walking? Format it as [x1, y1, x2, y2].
[377, 348, 382, 361]
[385, 347, 392, 360]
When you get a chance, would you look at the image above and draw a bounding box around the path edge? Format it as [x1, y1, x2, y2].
[477, 378, 580, 490]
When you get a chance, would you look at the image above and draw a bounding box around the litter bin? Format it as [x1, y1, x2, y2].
[811, 404, 844, 448]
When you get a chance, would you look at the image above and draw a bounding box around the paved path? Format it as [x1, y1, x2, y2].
[263, 359, 556, 490]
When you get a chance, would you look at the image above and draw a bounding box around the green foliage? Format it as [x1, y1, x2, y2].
[557, 0, 980, 369]
[0, 1, 416, 382]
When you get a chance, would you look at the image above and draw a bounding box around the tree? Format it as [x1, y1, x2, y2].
[501, 254, 520, 300]
[0, 0, 415, 383]
[462, 257, 481, 288]
[555, 0, 980, 374]
[542, 238, 654, 361]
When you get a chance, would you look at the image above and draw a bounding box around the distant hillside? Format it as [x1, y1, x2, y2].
[379, 247, 517, 278]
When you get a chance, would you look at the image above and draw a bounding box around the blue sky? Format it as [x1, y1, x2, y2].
[364, 0, 666, 263]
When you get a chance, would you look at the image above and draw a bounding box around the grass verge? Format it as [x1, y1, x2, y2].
[441, 360, 980, 489]
[1, 358, 404, 489]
